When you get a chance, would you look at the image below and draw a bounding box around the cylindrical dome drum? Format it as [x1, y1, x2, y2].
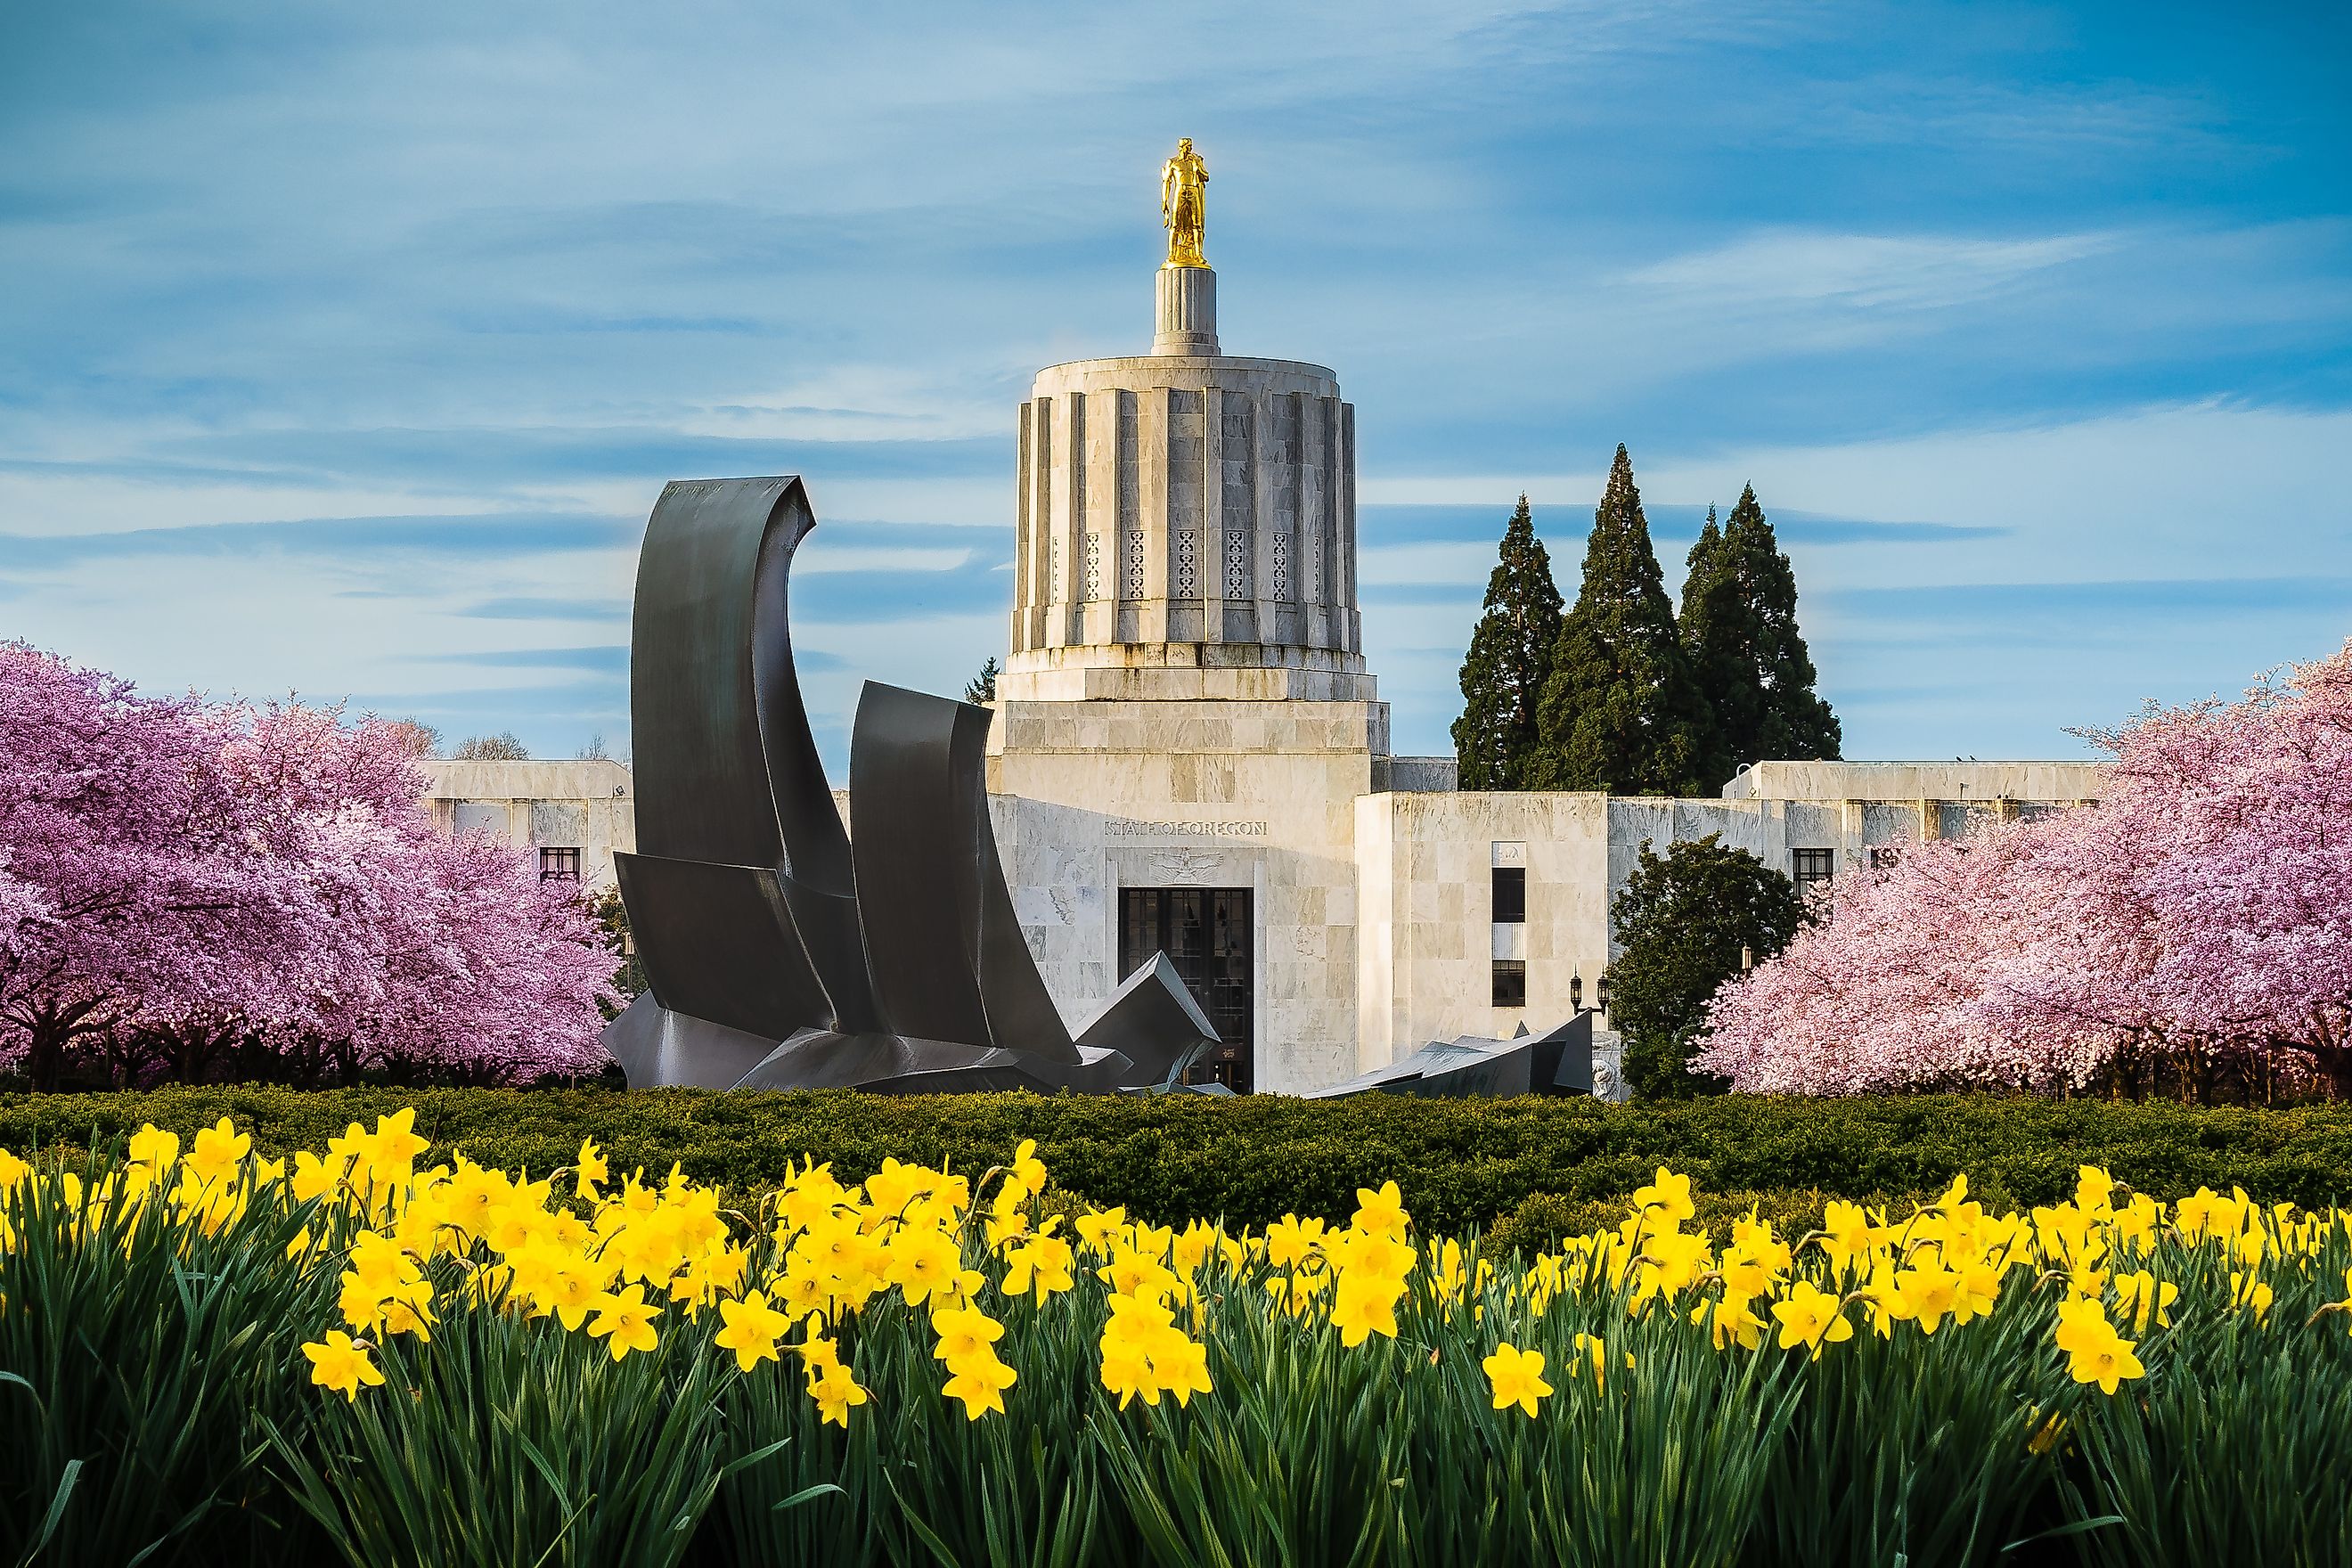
[1001, 262, 1369, 705]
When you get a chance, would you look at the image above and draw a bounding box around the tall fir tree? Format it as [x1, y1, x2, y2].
[1527, 445, 1719, 795]
[1450, 494, 1563, 788]
[1677, 483, 1840, 787]
[1676, 507, 1742, 792]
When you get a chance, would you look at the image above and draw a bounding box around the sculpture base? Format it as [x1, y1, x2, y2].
[603, 952, 1219, 1095]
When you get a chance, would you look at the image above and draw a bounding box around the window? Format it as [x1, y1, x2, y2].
[1791, 848, 1836, 888]
[538, 846, 582, 882]
[1490, 860, 1528, 1008]
[1490, 865, 1526, 923]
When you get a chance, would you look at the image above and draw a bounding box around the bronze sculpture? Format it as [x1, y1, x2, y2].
[601, 476, 1223, 1095]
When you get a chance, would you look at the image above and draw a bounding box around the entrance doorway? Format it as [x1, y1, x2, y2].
[1118, 886, 1254, 1091]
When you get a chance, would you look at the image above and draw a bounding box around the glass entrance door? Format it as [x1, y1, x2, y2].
[1118, 887, 1254, 1091]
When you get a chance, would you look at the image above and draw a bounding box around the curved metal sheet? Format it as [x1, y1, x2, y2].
[621, 477, 874, 1033]
[629, 478, 803, 870]
[613, 852, 834, 1040]
[1303, 1012, 1596, 1100]
[848, 682, 1077, 1062]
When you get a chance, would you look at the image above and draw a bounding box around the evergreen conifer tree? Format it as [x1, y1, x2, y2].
[1450, 494, 1563, 788]
[1527, 445, 1718, 795]
[1677, 483, 1840, 785]
[1676, 507, 1742, 791]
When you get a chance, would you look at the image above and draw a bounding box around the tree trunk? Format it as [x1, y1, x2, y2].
[24, 1020, 64, 1092]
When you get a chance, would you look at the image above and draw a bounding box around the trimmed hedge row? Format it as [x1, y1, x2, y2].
[6, 1087, 2351, 1234]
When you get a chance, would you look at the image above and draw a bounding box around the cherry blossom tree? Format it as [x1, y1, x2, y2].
[0, 646, 263, 1088]
[1695, 641, 2352, 1100]
[0, 642, 615, 1089]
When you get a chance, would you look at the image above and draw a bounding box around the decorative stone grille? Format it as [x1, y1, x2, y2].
[1123, 527, 1147, 600]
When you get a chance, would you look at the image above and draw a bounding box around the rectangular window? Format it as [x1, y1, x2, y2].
[1491, 960, 1527, 1008]
[538, 846, 582, 882]
[1791, 848, 1836, 888]
[1490, 864, 1526, 924]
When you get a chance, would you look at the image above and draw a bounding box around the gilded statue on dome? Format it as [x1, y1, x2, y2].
[1161, 138, 1208, 268]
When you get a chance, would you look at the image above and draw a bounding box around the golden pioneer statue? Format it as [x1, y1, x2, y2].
[1161, 138, 1208, 268]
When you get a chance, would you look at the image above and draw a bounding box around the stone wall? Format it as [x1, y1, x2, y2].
[1726, 759, 2110, 804]
[421, 759, 637, 888]
[1352, 791, 1617, 1075]
[988, 698, 1381, 1094]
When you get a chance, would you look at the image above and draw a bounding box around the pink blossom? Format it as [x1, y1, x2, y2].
[1695, 641, 2352, 1098]
[0, 642, 615, 1088]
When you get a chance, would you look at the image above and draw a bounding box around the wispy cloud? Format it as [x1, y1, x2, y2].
[1626, 231, 2116, 314]
[455, 595, 632, 622]
[407, 645, 630, 674]
[0, 513, 639, 568]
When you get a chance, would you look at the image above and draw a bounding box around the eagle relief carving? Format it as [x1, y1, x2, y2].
[1147, 848, 1222, 884]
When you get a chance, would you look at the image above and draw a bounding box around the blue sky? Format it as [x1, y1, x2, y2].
[3, 1, 2346, 769]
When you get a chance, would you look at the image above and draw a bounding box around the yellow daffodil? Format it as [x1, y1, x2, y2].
[1568, 1332, 1613, 1391]
[1327, 1271, 1401, 1347]
[715, 1289, 791, 1372]
[1632, 1167, 1695, 1227]
[2112, 1270, 2177, 1333]
[2061, 1316, 2144, 1394]
[302, 1330, 385, 1401]
[586, 1284, 660, 1360]
[1701, 1289, 1767, 1351]
[1482, 1342, 1552, 1417]
[1264, 1214, 1327, 1270]
[1010, 1139, 1048, 1196]
[1772, 1282, 1854, 1359]
[1351, 1180, 1409, 1241]
[575, 1138, 608, 1198]
[184, 1117, 249, 1188]
[931, 1304, 1008, 1373]
[127, 1123, 180, 1175]
[943, 1354, 1018, 1419]
[811, 1362, 868, 1426]
[1895, 1263, 1961, 1335]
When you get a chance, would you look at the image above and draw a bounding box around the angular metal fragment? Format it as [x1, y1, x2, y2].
[1303, 1011, 1597, 1100]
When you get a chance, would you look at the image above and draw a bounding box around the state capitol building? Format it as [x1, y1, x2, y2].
[429, 170, 2106, 1097]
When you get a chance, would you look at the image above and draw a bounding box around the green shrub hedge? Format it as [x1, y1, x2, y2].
[4, 1087, 2349, 1234]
